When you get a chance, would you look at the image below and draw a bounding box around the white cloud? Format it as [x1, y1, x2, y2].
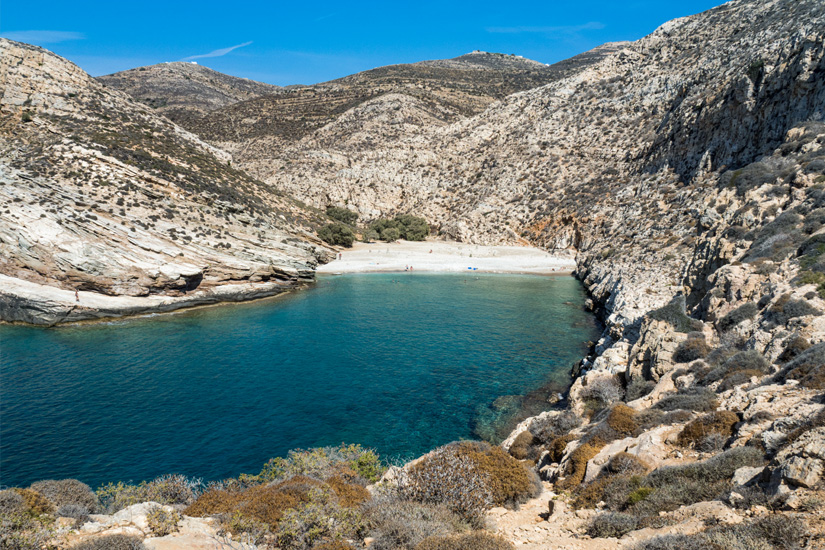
[1, 30, 85, 44]
[181, 41, 253, 61]
[486, 22, 605, 34]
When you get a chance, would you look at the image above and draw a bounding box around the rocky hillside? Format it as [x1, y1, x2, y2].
[97, 61, 280, 125]
[0, 39, 330, 325]
[170, 49, 620, 187]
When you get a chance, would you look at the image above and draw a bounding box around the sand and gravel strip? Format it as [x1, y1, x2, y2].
[316, 240, 575, 275]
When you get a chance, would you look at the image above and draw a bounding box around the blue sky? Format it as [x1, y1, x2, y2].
[1, 0, 724, 85]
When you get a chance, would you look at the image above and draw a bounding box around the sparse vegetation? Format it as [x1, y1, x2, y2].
[717, 302, 759, 331]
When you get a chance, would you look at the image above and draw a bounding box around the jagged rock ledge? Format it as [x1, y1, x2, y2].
[0, 273, 313, 326]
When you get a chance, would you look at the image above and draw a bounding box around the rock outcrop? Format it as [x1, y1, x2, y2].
[0, 39, 331, 325]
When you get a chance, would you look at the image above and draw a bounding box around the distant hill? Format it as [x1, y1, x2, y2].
[97, 61, 280, 124]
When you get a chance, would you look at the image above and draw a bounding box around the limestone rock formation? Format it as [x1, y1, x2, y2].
[0, 39, 330, 325]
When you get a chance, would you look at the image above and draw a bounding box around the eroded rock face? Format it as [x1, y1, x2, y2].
[0, 39, 331, 324]
[776, 427, 825, 488]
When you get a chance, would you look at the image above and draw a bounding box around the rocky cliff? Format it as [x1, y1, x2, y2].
[0, 39, 330, 325]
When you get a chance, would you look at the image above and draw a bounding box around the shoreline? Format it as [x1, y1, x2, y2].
[0, 241, 576, 326]
[317, 240, 575, 275]
[0, 274, 307, 327]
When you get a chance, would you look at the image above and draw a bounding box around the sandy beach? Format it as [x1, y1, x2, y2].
[316, 240, 576, 275]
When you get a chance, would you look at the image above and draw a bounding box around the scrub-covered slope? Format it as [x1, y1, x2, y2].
[0, 39, 330, 325]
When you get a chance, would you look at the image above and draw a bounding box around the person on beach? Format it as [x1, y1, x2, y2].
[75, 289, 79, 302]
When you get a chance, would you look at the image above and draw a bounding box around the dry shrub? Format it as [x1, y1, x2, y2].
[415, 531, 514, 550]
[607, 404, 638, 437]
[606, 453, 649, 476]
[70, 534, 146, 550]
[12, 488, 55, 516]
[186, 473, 369, 531]
[97, 475, 201, 514]
[547, 434, 577, 463]
[326, 476, 370, 507]
[275, 487, 363, 550]
[580, 376, 624, 416]
[673, 334, 711, 363]
[403, 444, 493, 524]
[240, 476, 323, 527]
[508, 431, 537, 460]
[572, 476, 612, 509]
[529, 411, 581, 444]
[587, 512, 639, 538]
[557, 438, 605, 490]
[30, 479, 97, 512]
[625, 377, 656, 401]
[0, 490, 26, 516]
[653, 387, 718, 412]
[677, 411, 739, 447]
[313, 541, 355, 550]
[459, 442, 541, 508]
[778, 335, 810, 363]
[183, 488, 244, 518]
[779, 342, 825, 389]
[636, 409, 693, 431]
[363, 496, 469, 550]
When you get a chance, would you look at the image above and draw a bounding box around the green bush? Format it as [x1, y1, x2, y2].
[318, 223, 355, 247]
[381, 227, 401, 241]
[252, 444, 384, 485]
[30, 479, 97, 513]
[326, 206, 358, 226]
[371, 215, 430, 242]
[96, 474, 200, 514]
[275, 487, 364, 550]
[415, 531, 514, 550]
[717, 302, 759, 331]
[146, 505, 180, 536]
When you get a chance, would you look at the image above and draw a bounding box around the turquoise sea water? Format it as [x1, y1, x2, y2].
[0, 273, 598, 489]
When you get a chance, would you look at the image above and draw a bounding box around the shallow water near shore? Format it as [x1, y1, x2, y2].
[0, 273, 598, 488]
